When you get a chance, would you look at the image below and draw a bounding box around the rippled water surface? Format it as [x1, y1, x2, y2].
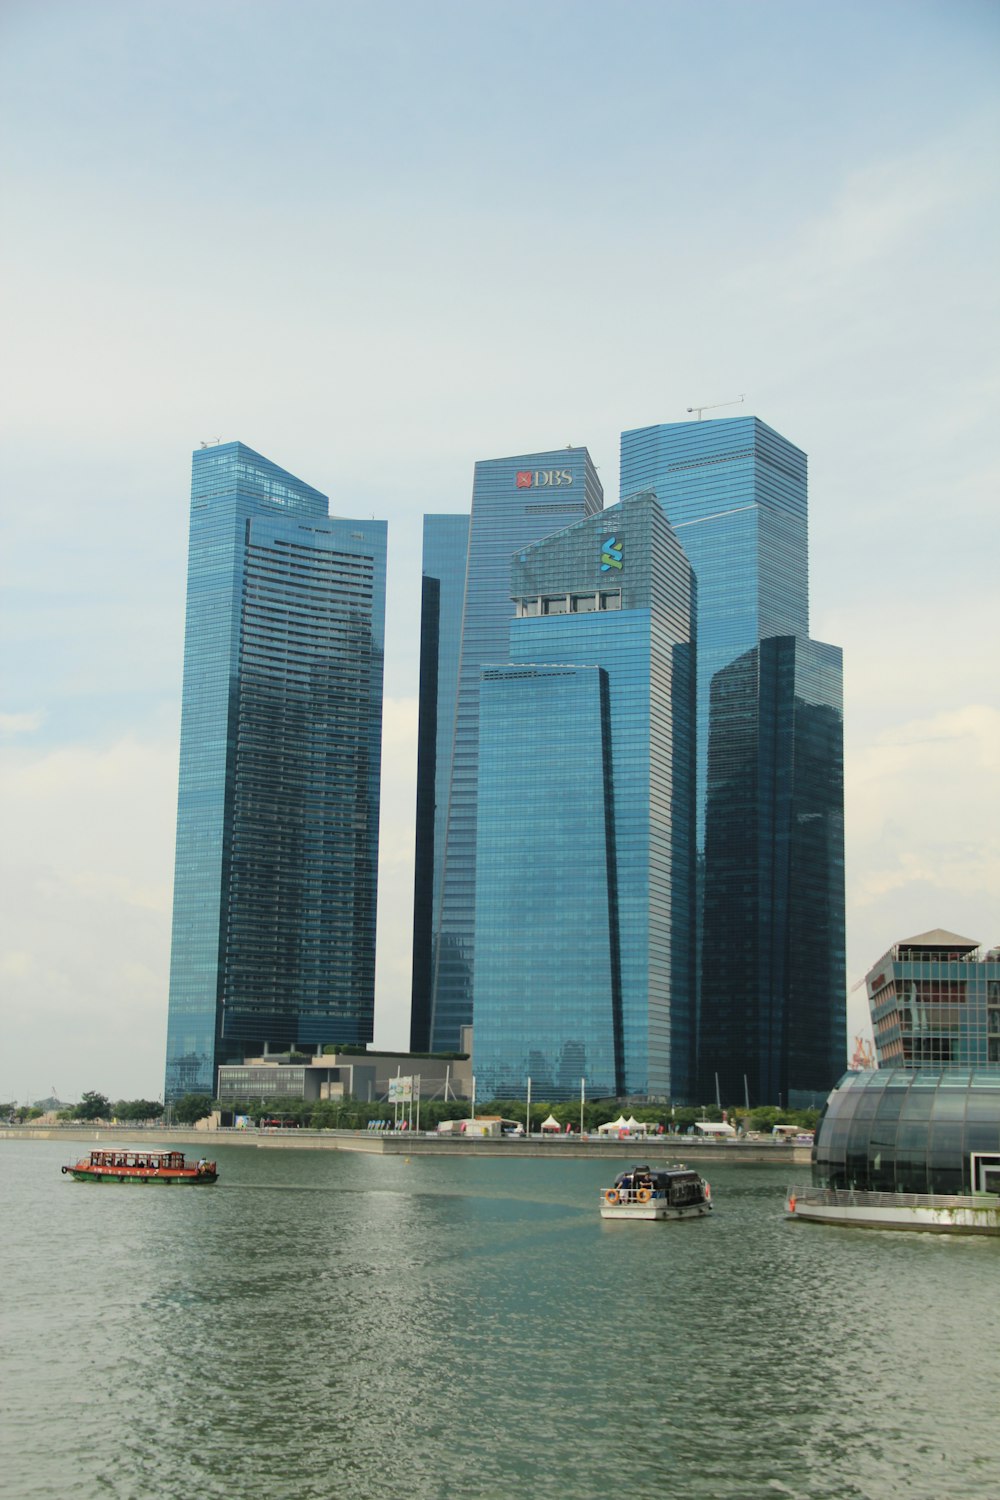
[3, 1139, 997, 1499]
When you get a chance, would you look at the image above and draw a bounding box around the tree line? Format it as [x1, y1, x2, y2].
[4, 1091, 821, 1133]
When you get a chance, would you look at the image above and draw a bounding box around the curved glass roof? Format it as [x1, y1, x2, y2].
[814, 1070, 1000, 1195]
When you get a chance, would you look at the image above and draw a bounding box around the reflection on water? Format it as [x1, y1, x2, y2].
[4, 1140, 998, 1499]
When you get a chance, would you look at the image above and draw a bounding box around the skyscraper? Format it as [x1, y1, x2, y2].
[410, 513, 469, 1051]
[701, 636, 845, 1104]
[473, 493, 697, 1102]
[165, 442, 386, 1101]
[422, 448, 603, 1053]
[620, 416, 845, 1104]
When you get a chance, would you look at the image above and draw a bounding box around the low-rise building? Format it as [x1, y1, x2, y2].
[866, 929, 1000, 1069]
[217, 1046, 472, 1105]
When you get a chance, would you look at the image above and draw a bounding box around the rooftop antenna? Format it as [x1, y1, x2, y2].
[686, 394, 745, 421]
[199, 437, 222, 448]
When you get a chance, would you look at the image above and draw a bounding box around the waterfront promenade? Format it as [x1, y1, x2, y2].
[0, 1122, 811, 1163]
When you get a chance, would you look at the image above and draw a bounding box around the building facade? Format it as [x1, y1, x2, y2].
[217, 1048, 473, 1106]
[410, 514, 470, 1051]
[165, 442, 386, 1101]
[424, 448, 603, 1053]
[867, 929, 1000, 1069]
[700, 636, 845, 1106]
[620, 416, 845, 1105]
[472, 494, 697, 1102]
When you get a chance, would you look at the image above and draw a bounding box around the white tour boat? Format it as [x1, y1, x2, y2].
[600, 1163, 712, 1221]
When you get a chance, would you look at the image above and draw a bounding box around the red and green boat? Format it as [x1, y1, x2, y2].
[62, 1148, 218, 1185]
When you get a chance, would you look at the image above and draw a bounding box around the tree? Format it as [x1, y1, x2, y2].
[74, 1091, 111, 1121]
[113, 1099, 164, 1122]
[173, 1093, 213, 1125]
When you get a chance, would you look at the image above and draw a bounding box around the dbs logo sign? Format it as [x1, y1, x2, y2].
[515, 469, 574, 488]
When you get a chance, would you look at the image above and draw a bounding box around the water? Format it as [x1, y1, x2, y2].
[3, 1139, 997, 1500]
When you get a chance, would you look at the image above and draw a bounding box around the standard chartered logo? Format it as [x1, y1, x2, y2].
[601, 537, 623, 571]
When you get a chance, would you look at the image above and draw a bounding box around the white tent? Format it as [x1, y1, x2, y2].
[625, 1116, 649, 1133]
[597, 1115, 631, 1134]
[540, 1114, 562, 1132]
[694, 1120, 736, 1136]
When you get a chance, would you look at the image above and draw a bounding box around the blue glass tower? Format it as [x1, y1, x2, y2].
[410, 514, 469, 1051]
[621, 417, 809, 846]
[165, 443, 386, 1101]
[427, 449, 604, 1052]
[473, 493, 697, 1102]
[620, 416, 845, 1104]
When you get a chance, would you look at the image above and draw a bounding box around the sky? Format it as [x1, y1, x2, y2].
[1, 0, 998, 1106]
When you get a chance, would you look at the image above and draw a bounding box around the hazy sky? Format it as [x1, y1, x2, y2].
[2, 0, 998, 1105]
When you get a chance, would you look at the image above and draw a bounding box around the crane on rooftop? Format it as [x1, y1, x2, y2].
[686, 395, 745, 421]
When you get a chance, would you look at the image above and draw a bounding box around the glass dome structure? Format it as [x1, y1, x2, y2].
[813, 1070, 1000, 1195]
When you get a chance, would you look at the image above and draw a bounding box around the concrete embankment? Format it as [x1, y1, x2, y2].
[0, 1124, 810, 1165]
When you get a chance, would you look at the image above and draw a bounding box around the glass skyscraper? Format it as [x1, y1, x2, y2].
[423, 448, 603, 1053]
[620, 416, 845, 1105]
[410, 513, 469, 1051]
[165, 442, 386, 1101]
[473, 494, 697, 1102]
[701, 636, 845, 1105]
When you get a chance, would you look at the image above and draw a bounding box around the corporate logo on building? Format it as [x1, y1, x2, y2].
[516, 469, 574, 489]
[601, 536, 623, 571]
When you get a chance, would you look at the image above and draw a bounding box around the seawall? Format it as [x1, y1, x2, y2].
[0, 1125, 811, 1165]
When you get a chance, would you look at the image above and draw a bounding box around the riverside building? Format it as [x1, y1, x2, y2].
[414, 448, 604, 1053]
[472, 493, 697, 1103]
[620, 415, 845, 1107]
[866, 929, 1000, 1069]
[164, 442, 386, 1102]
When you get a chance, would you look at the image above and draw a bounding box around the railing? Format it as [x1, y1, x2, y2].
[787, 1184, 997, 1211]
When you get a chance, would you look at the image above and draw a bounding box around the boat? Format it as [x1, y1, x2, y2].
[62, 1148, 218, 1185]
[600, 1163, 712, 1221]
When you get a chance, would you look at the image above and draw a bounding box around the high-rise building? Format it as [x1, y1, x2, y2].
[423, 448, 603, 1052]
[410, 514, 469, 1051]
[620, 416, 845, 1105]
[866, 930, 1000, 1069]
[700, 636, 845, 1105]
[165, 442, 386, 1102]
[473, 493, 697, 1102]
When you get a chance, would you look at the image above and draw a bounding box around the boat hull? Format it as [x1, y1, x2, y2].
[785, 1186, 1000, 1235]
[66, 1168, 218, 1184]
[600, 1201, 712, 1221]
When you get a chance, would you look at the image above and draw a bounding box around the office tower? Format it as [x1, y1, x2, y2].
[165, 442, 386, 1102]
[701, 636, 845, 1104]
[620, 416, 845, 1104]
[473, 493, 697, 1102]
[410, 514, 469, 1051]
[866, 930, 1000, 1069]
[424, 448, 603, 1053]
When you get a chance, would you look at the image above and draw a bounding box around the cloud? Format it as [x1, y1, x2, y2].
[845, 703, 1000, 985]
[0, 736, 177, 1102]
[0, 711, 44, 737]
